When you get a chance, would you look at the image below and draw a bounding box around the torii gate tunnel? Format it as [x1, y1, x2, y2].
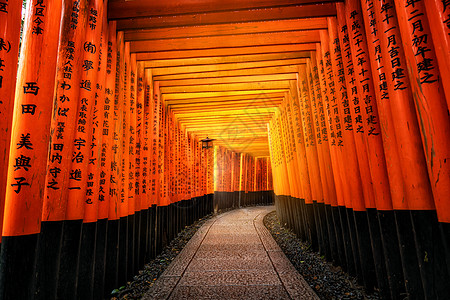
[0, 0, 449, 299]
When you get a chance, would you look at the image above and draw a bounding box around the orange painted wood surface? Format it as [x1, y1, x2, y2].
[84, 4, 107, 223]
[335, 5, 376, 211]
[0, 0, 22, 240]
[394, 0, 450, 221]
[326, 17, 365, 211]
[99, 21, 117, 220]
[344, 0, 392, 211]
[66, 0, 104, 221]
[3, 0, 63, 236]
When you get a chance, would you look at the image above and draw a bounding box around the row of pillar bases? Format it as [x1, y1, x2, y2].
[213, 191, 275, 212]
[0, 195, 215, 300]
[275, 196, 450, 300]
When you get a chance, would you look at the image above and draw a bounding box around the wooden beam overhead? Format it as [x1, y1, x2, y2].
[124, 18, 328, 41]
[149, 59, 306, 76]
[160, 81, 290, 94]
[176, 114, 275, 120]
[108, 0, 336, 19]
[169, 99, 283, 110]
[113, 3, 337, 29]
[153, 65, 302, 81]
[175, 116, 275, 123]
[165, 93, 285, 105]
[159, 74, 296, 87]
[141, 52, 310, 68]
[131, 30, 322, 52]
[176, 108, 277, 118]
[172, 105, 280, 114]
[135, 44, 317, 61]
[161, 90, 287, 100]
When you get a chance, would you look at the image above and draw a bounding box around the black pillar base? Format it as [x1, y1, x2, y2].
[139, 209, 148, 268]
[57, 219, 83, 300]
[134, 211, 141, 275]
[77, 221, 97, 300]
[336, 206, 354, 275]
[127, 214, 135, 281]
[366, 209, 390, 299]
[0, 234, 39, 300]
[410, 210, 450, 299]
[104, 219, 119, 296]
[377, 210, 406, 300]
[305, 203, 318, 252]
[93, 218, 108, 300]
[149, 205, 157, 260]
[346, 208, 364, 285]
[118, 216, 128, 285]
[35, 221, 63, 300]
[353, 211, 376, 293]
[440, 221, 450, 280]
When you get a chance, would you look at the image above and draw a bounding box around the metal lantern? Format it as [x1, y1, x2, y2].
[201, 137, 215, 149]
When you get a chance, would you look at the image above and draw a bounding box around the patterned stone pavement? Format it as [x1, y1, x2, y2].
[142, 206, 319, 300]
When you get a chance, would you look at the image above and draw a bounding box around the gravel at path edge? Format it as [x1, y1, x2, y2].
[264, 211, 380, 300]
[110, 213, 215, 300]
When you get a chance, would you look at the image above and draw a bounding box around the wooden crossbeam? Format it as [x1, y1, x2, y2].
[169, 99, 282, 110]
[149, 59, 306, 76]
[131, 31, 321, 52]
[114, 3, 337, 29]
[160, 81, 290, 94]
[153, 65, 301, 81]
[142, 52, 310, 68]
[159, 74, 296, 87]
[165, 93, 285, 106]
[161, 90, 287, 100]
[124, 18, 328, 41]
[135, 44, 317, 60]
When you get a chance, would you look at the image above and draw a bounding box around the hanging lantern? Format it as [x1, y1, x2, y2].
[201, 137, 215, 149]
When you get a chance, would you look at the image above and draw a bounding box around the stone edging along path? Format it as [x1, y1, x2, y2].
[142, 206, 319, 300]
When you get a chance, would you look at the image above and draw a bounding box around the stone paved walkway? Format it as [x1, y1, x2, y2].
[142, 206, 319, 300]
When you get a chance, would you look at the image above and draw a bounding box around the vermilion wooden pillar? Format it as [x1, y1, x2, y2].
[334, 7, 376, 284]
[78, 2, 107, 298]
[424, 0, 450, 110]
[0, 1, 62, 299]
[65, 0, 103, 222]
[296, 71, 323, 209]
[120, 42, 131, 215]
[394, 0, 450, 297]
[84, 6, 107, 224]
[287, 81, 318, 249]
[95, 18, 116, 300]
[280, 101, 300, 200]
[369, 2, 431, 296]
[305, 60, 338, 217]
[308, 55, 341, 255]
[114, 30, 129, 287]
[343, 0, 395, 293]
[104, 20, 121, 297]
[144, 68, 157, 260]
[152, 82, 161, 206]
[394, 0, 450, 220]
[135, 61, 147, 270]
[34, 1, 87, 298]
[60, 1, 104, 299]
[127, 53, 138, 278]
[315, 42, 349, 264]
[277, 110, 292, 223]
[0, 0, 21, 245]
[323, 20, 365, 277]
